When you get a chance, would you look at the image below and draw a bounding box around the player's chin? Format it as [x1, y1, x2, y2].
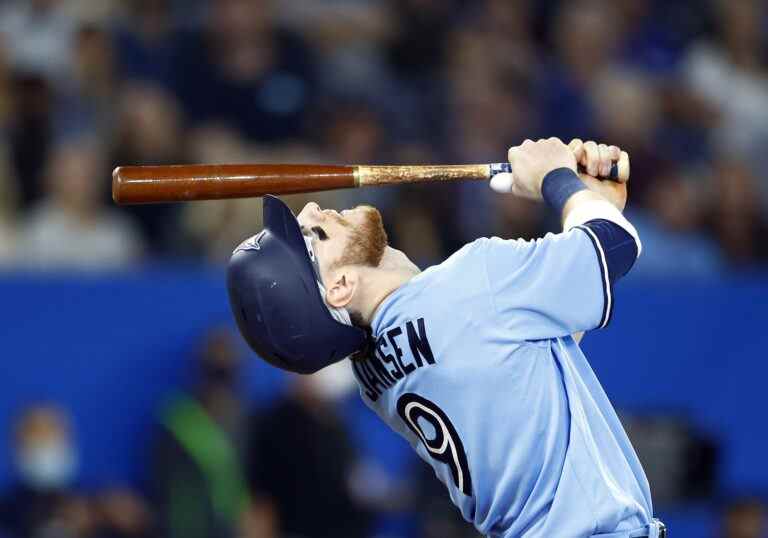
[347, 205, 384, 231]
[351, 204, 381, 219]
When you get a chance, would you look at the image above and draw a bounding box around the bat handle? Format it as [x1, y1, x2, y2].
[489, 163, 512, 176]
[489, 153, 628, 182]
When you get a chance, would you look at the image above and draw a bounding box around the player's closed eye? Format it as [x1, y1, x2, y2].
[312, 226, 329, 240]
[300, 226, 329, 241]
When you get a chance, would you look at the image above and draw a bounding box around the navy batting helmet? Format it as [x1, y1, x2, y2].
[227, 195, 369, 374]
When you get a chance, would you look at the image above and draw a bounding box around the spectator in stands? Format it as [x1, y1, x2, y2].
[247, 363, 371, 538]
[0, 113, 18, 267]
[387, 0, 458, 83]
[111, 83, 184, 254]
[169, 0, 316, 142]
[613, 0, 698, 75]
[462, 0, 538, 86]
[151, 326, 249, 538]
[0, 35, 10, 126]
[683, 0, 768, 216]
[16, 137, 144, 270]
[0, 139, 18, 264]
[683, 0, 768, 163]
[112, 82, 184, 168]
[537, 0, 621, 141]
[629, 169, 724, 277]
[708, 158, 768, 266]
[59, 0, 120, 25]
[8, 73, 54, 207]
[113, 0, 177, 86]
[0, 37, 16, 262]
[56, 23, 118, 141]
[275, 0, 395, 96]
[0, 405, 96, 538]
[720, 497, 766, 538]
[0, 0, 76, 83]
[94, 487, 156, 538]
[590, 68, 672, 203]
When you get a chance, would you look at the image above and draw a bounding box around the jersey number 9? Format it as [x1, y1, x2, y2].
[397, 393, 472, 496]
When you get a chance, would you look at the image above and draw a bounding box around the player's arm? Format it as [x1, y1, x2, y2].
[484, 137, 641, 339]
[565, 139, 630, 344]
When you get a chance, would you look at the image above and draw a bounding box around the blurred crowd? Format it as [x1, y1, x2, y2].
[0, 0, 765, 273]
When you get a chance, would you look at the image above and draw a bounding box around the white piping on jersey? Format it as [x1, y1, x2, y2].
[576, 225, 612, 329]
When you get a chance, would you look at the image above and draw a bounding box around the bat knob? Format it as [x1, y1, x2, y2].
[614, 151, 630, 182]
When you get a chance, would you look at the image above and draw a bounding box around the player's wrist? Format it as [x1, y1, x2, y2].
[541, 168, 587, 214]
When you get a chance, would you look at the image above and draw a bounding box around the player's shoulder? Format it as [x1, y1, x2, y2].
[483, 229, 593, 256]
[412, 238, 490, 288]
[433, 235, 540, 270]
[420, 231, 586, 282]
[437, 237, 491, 269]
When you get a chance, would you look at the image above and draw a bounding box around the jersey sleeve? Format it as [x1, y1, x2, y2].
[482, 219, 637, 339]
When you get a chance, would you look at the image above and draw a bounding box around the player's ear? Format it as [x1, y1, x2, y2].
[326, 268, 357, 309]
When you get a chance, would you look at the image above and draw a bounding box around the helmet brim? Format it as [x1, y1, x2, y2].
[263, 195, 307, 253]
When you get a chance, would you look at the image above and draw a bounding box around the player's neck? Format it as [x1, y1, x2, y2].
[378, 246, 421, 274]
[357, 269, 417, 327]
[356, 247, 420, 327]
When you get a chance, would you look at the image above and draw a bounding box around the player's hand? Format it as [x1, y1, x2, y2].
[569, 139, 629, 212]
[576, 170, 628, 211]
[568, 139, 627, 182]
[496, 138, 577, 201]
[491, 138, 629, 212]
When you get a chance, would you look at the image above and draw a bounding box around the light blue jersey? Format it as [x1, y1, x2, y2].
[350, 228, 653, 537]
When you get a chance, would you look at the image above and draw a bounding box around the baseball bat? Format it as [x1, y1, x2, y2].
[112, 154, 629, 205]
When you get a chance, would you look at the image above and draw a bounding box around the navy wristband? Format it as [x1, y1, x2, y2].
[541, 168, 587, 213]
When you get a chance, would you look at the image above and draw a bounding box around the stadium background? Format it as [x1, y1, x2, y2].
[0, 0, 766, 537]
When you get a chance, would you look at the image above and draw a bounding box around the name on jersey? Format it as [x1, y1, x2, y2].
[352, 317, 435, 402]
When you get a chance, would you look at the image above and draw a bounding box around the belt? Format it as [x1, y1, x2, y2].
[641, 519, 667, 538]
[591, 518, 667, 538]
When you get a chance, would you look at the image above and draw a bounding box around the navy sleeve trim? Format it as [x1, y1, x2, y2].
[575, 219, 639, 328]
[575, 224, 612, 328]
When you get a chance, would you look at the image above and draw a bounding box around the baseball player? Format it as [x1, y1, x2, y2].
[227, 138, 666, 538]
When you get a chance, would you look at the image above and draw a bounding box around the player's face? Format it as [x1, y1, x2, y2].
[297, 202, 388, 280]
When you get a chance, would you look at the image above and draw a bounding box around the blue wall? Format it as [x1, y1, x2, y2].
[0, 269, 766, 521]
[582, 276, 768, 494]
[0, 268, 233, 490]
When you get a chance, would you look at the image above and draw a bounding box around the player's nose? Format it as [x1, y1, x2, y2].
[298, 202, 324, 222]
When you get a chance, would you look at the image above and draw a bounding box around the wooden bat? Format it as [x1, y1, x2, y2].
[112, 154, 629, 205]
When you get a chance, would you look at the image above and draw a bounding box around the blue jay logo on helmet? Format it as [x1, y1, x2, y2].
[233, 232, 264, 253]
[226, 195, 368, 374]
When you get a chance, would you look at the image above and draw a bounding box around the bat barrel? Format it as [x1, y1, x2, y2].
[112, 164, 357, 204]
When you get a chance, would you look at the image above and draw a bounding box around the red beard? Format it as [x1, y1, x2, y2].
[333, 206, 388, 269]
